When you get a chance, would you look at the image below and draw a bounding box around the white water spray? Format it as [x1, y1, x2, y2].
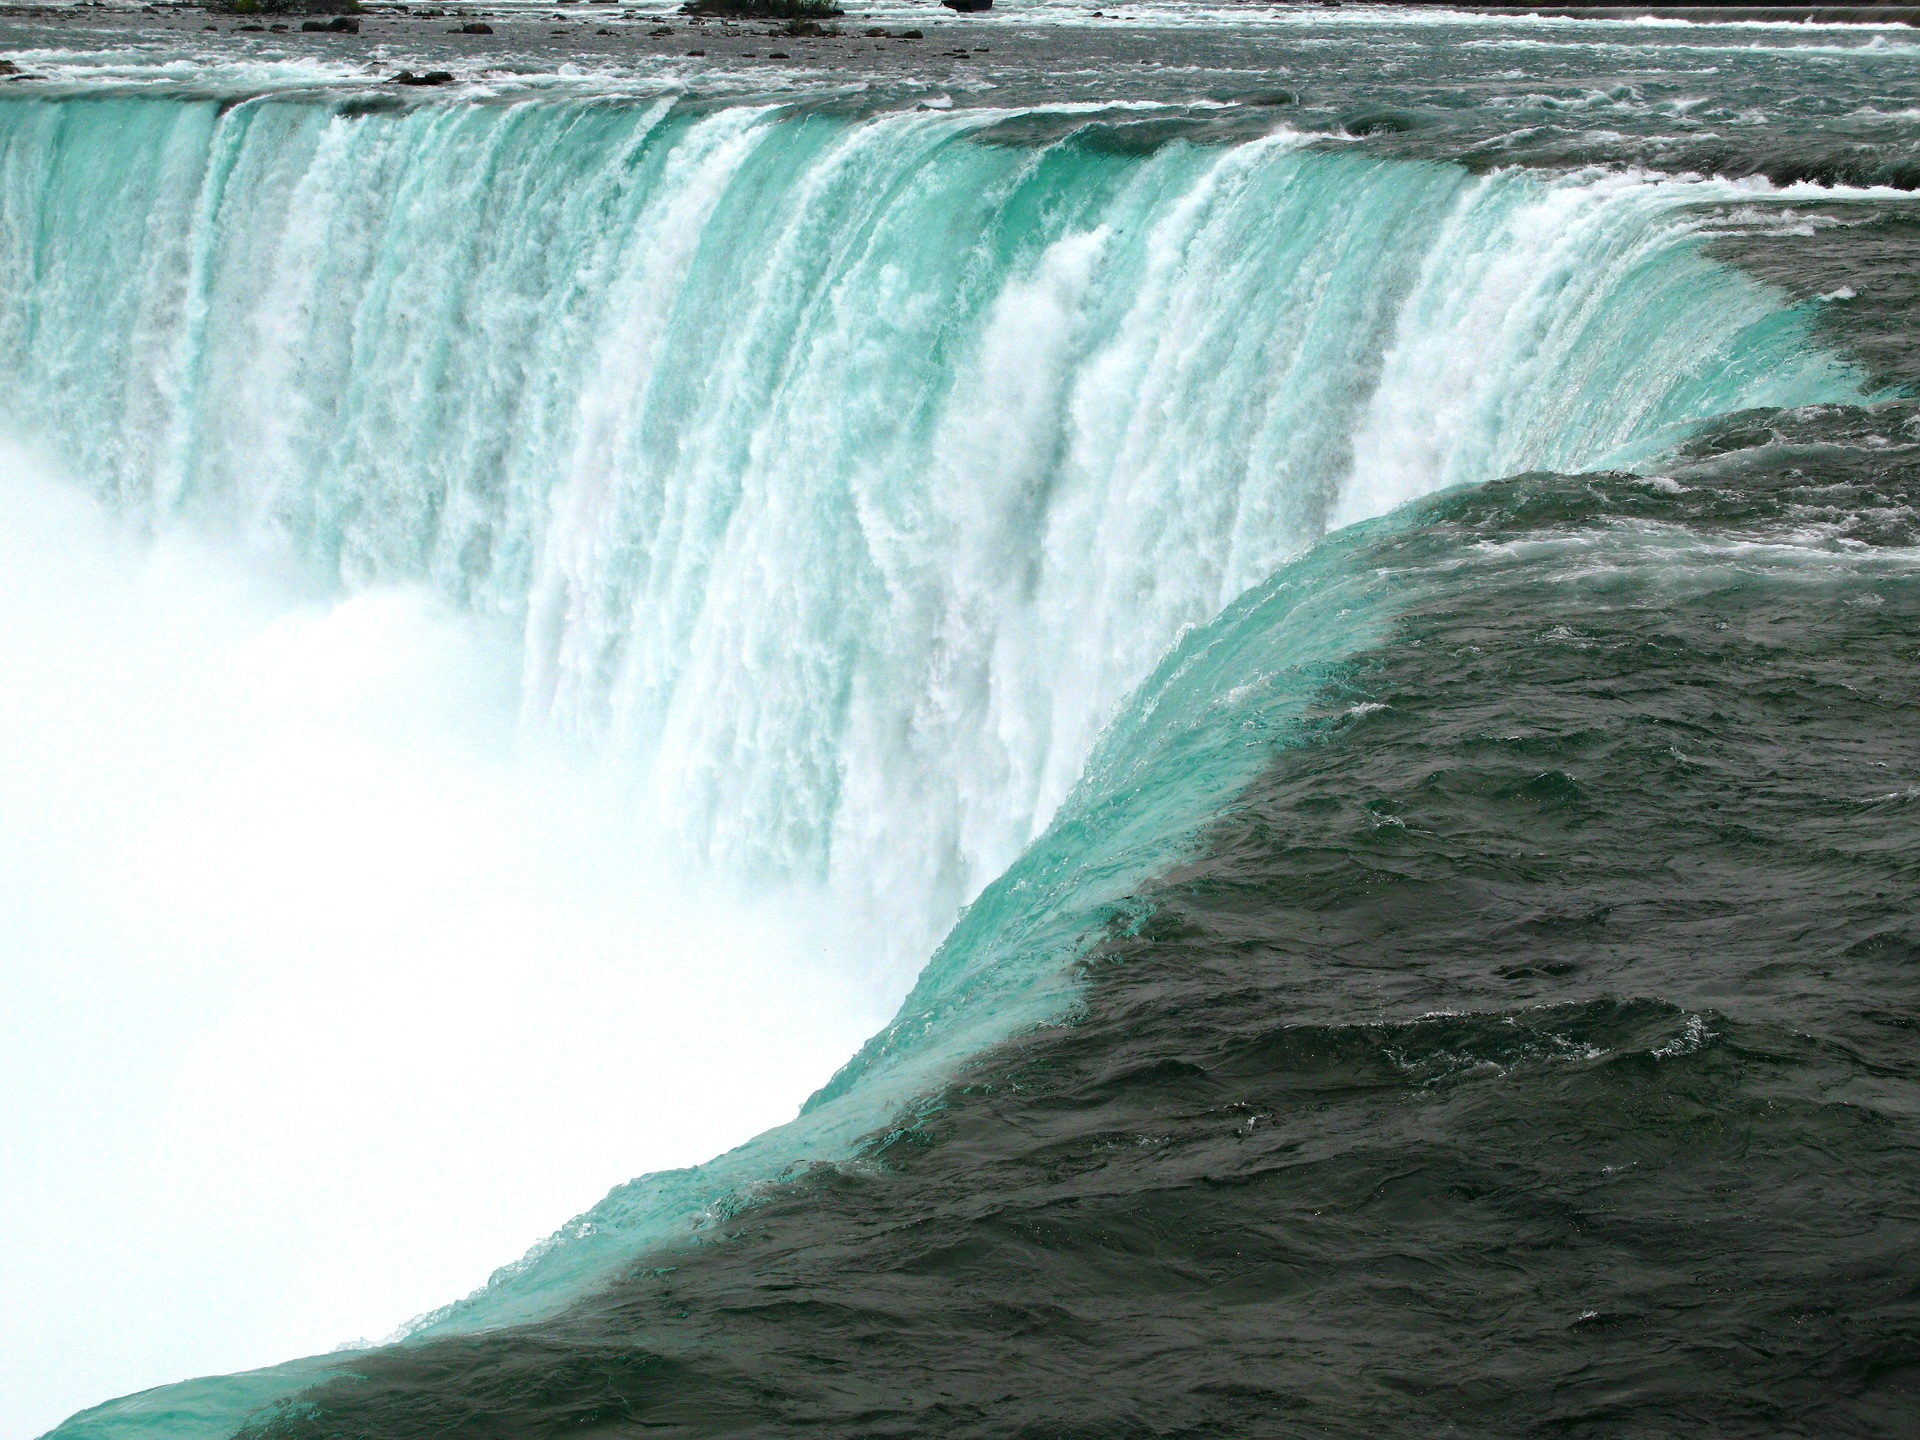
[0, 448, 880, 1440]
[0, 90, 1868, 1440]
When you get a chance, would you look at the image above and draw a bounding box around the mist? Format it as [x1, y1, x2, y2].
[0, 447, 885, 1440]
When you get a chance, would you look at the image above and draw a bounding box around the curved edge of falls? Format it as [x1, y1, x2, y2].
[10, 91, 1876, 1440]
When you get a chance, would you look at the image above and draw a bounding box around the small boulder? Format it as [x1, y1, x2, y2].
[1342, 110, 1417, 136]
[452, 21, 492, 33]
[940, 0, 991, 11]
[392, 68, 456, 85]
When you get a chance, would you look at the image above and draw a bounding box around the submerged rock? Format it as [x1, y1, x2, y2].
[1343, 110, 1420, 136]
[391, 69, 455, 85]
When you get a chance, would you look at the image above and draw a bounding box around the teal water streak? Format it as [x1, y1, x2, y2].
[0, 95, 1863, 981]
[7, 89, 1869, 1438]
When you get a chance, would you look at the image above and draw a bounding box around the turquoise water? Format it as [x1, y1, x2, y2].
[1, 15, 1900, 1436]
[0, 94, 1859, 974]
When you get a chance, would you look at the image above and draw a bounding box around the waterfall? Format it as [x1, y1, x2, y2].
[0, 93, 1859, 994]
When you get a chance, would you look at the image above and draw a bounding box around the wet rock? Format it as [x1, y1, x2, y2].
[679, 0, 843, 17]
[392, 68, 455, 84]
[1343, 110, 1419, 136]
[452, 21, 492, 33]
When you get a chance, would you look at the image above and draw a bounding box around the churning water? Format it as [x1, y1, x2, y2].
[3, 4, 1916, 1437]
